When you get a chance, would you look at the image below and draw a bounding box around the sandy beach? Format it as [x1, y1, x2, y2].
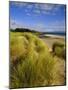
[40, 35, 65, 50]
[45, 34, 65, 39]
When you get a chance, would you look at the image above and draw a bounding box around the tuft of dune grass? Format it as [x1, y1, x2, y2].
[10, 32, 65, 88]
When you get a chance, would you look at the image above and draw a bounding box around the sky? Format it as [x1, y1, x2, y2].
[9, 1, 66, 32]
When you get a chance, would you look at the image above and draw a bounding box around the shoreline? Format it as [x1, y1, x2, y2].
[44, 34, 65, 39]
[40, 35, 65, 51]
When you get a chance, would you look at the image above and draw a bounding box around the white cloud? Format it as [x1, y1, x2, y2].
[10, 19, 65, 32]
[26, 4, 33, 9]
[38, 4, 63, 15]
[10, 2, 65, 16]
[9, 19, 16, 29]
[33, 9, 41, 14]
[33, 4, 62, 15]
[44, 20, 65, 32]
[31, 20, 65, 32]
[11, 2, 27, 7]
[34, 4, 40, 9]
[10, 19, 33, 29]
[39, 4, 55, 11]
[26, 12, 31, 16]
[10, 19, 23, 29]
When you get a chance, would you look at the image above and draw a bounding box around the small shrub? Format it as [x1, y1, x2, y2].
[52, 42, 64, 52]
[52, 42, 65, 59]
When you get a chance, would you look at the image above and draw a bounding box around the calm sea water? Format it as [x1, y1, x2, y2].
[43, 32, 66, 36]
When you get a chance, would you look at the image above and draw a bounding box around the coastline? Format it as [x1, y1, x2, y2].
[45, 34, 65, 39]
[40, 34, 65, 51]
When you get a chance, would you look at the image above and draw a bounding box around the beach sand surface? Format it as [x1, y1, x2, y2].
[40, 36, 65, 50]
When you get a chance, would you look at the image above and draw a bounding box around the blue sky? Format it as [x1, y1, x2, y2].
[9, 2, 66, 32]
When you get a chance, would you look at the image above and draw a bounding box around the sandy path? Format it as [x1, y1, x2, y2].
[40, 37, 65, 49]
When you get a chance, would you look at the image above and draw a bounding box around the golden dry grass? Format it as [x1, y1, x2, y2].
[10, 32, 65, 88]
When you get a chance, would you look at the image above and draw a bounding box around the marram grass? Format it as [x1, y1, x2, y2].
[10, 32, 64, 88]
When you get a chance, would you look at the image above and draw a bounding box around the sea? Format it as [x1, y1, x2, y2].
[43, 32, 66, 36]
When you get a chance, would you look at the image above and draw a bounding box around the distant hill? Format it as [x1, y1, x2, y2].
[10, 28, 40, 33]
[10, 28, 65, 36]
